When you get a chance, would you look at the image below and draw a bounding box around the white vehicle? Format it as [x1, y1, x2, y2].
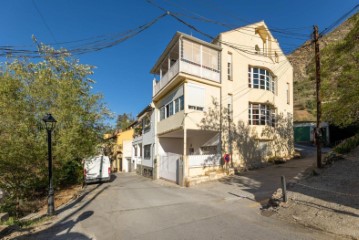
[83, 155, 111, 183]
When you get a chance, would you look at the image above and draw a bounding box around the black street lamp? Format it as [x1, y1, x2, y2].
[42, 113, 57, 216]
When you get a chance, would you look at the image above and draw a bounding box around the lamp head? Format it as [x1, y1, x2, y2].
[42, 113, 57, 131]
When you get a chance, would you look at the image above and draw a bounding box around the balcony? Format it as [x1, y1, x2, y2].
[151, 32, 221, 97]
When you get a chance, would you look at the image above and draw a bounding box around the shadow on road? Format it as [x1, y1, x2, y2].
[15, 211, 94, 240]
[218, 146, 320, 206]
[4, 182, 110, 239]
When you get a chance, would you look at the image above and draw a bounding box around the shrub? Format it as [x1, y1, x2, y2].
[333, 133, 359, 154]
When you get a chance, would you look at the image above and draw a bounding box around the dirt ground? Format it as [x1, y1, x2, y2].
[1, 185, 83, 240]
[269, 146, 359, 239]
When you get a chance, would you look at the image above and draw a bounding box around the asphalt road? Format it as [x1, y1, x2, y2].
[19, 170, 338, 240]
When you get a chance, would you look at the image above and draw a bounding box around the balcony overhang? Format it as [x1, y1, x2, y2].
[158, 128, 219, 139]
[150, 32, 221, 75]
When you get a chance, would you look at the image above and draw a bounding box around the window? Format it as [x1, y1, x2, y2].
[143, 116, 151, 133]
[169, 102, 173, 116]
[165, 103, 171, 118]
[227, 52, 232, 80]
[159, 95, 184, 121]
[180, 96, 184, 111]
[248, 103, 276, 126]
[202, 46, 219, 71]
[181, 39, 219, 72]
[174, 98, 180, 113]
[144, 145, 151, 159]
[275, 51, 279, 63]
[182, 40, 201, 65]
[160, 106, 165, 120]
[248, 66, 275, 93]
[134, 146, 138, 157]
[286, 83, 290, 104]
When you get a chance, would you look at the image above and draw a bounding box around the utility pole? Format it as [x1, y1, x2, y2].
[313, 25, 322, 168]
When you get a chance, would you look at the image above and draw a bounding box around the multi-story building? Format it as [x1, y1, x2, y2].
[132, 104, 157, 178]
[151, 32, 223, 184]
[147, 21, 293, 185]
[105, 128, 134, 172]
[216, 21, 293, 166]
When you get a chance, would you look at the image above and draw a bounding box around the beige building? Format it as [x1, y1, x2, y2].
[216, 21, 294, 166]
[151, 21, 293, 185]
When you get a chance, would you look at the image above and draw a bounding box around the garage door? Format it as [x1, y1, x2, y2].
[159, 153, 181, 183]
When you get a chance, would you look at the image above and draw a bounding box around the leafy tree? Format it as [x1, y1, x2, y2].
[261, 114, 294, 158]
[199, 98, 294, 170]
[0, 43, 111, 216]
[116, 113, 134, 130]
[319, 13, 359, 127]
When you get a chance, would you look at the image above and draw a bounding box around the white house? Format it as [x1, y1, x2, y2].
[132, 104, 157, 178]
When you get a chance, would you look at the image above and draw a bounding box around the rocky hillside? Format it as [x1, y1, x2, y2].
[288, 12, 359, 122]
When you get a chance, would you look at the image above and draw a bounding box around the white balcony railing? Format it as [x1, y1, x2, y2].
[154, 60, 179, 96]
[188, 154, 221, 167]
[153, 60, 220, 96]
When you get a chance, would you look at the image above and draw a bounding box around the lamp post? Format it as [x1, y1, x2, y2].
[42, 113, 57, 216]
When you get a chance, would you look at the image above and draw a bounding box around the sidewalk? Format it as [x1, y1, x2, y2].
[270, 146, 359, 239]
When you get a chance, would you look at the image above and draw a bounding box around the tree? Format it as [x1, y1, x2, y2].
[320, 13, 359, 127]
[261, 114, 294, 158]
[199, 98, 294, 170]
[0, 43, 111, 216]
[116, 113, 134, 130]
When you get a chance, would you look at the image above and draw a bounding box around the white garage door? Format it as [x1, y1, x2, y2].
[159, 153, 181, 183]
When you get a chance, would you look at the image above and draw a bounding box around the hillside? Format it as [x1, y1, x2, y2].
[288, 12, 359, 123]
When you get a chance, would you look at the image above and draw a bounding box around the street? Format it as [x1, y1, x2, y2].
[17, 160, 338, 240]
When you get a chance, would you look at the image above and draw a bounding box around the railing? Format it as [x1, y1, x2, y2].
[188, 154, 221, 167]
[154, 60, 179, 96]
[181, 61, 220, 83]
[153, 60, 220, 96]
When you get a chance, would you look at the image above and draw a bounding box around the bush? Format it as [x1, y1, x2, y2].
[333, 133, 359, 154]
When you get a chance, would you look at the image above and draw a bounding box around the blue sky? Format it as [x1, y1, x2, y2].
[1, 0, 357, 126]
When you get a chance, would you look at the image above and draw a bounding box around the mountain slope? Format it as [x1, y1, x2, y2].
[288, 12, 359, 122]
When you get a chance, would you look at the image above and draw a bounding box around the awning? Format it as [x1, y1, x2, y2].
[201, 133, 220, 147]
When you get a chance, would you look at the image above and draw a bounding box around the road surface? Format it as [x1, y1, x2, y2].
[17, 170, 338, 240]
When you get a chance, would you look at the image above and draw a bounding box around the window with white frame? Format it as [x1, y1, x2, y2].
[159, 95, 184, 121]
[248, 103, 276, 126]
[187, 84, 205, 111]
[181, 39, 219, 72]
[227, 52, 232, 80]
[179, 96, 184, 111]
[134, 146, 138, 157]
[248, 66, 275, 93]
[144, 144, 151, 159]
[160, 107, 165, 120]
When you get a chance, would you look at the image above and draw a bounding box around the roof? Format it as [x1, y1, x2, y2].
[150, 32, 221, 74]
[136, 104, 152, 118]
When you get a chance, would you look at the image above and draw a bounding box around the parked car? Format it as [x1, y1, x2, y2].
[83, 155, 111, 183]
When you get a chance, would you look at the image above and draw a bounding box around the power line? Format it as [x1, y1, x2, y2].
[32, 0, 58, 43]
[0, 13, 168, 58]
[320, 4, 359, 36]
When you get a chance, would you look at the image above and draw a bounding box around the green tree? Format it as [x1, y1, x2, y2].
[320, 13, 359, 127]
[116, 113, 134, 130]
[199, 98, 294, 170]
[0, 43, 111, 216]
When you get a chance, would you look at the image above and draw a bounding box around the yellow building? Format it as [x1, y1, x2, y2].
[105, 128, 134, 172]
